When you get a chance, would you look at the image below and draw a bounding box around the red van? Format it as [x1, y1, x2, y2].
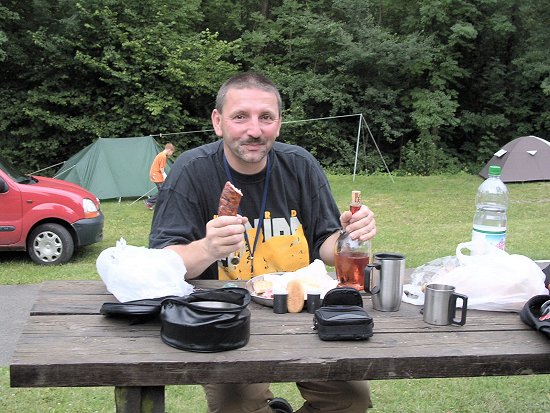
[0, 156, 104, 265]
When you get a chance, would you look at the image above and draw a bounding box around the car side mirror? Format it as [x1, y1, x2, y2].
[0, 178, 8, 193]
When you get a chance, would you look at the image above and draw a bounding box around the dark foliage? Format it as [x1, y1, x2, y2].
[0, 0, 548, 175]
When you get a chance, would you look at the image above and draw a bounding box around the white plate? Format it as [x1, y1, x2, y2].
[245, 273, 285, 307]
[245, 271, 339, 307]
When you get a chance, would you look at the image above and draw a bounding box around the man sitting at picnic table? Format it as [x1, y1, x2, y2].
[149, 72, 377, 413]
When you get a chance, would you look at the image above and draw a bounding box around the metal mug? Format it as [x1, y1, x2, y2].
[423, 284, 468, 326]
[364, 253, 405, 312]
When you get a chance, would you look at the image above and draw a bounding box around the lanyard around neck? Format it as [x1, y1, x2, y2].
[222, 153, 271, 275]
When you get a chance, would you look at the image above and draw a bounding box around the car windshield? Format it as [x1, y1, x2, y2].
[0, 156, 32, 183]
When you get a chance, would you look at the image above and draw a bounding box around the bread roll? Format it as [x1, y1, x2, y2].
[287, 279, 305, 313]
[253, 280, 272, 295]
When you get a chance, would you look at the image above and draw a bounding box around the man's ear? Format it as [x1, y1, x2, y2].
[211, 109, 223, 137]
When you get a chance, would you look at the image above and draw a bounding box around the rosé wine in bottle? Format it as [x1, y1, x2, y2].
[334, 191, 372, 291]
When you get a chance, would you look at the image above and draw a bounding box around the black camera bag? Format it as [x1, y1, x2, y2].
[313, 287, 373, 341]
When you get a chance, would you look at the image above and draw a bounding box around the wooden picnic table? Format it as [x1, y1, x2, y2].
[10, 278, 550, 413]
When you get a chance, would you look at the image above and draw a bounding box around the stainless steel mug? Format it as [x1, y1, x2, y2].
[423, 284, 468, 326]
[364, 253, 405, 312]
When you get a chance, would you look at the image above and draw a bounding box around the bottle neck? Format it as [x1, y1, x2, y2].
[349, 203, 361, 214]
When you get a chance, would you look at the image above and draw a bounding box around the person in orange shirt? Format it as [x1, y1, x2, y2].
[145, 143, 175, 209]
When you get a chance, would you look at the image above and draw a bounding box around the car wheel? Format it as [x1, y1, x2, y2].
[27, 223, 75, 265]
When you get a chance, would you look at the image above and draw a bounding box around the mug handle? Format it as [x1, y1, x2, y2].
[450, 293, 468, 326]
[364, 264, 380, 294]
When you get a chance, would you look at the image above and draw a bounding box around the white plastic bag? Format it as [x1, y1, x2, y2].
[431, 241, 548, 312]
[96, 238, 193, 302]
[402, 255, 460, 306]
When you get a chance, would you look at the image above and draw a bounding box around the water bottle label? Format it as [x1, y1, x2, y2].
[472, 227, 506, 250]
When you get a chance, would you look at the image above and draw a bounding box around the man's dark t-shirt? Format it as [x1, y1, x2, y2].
[149, 140, 341, 280]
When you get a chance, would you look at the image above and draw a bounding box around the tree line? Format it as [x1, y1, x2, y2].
[0, 0, 548, 175]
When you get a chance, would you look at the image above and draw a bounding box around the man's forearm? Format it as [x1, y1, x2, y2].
[319, 231, 340, 266]
[165, 240, 215, 279]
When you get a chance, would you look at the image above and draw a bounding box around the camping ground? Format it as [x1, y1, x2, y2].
[0, 173, 549, 412]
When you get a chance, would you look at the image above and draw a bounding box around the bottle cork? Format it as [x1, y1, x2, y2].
[350, 190, 362, 214]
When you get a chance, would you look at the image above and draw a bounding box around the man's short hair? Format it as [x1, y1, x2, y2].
[165, 143, 175, 151]
[215, 72, 283, 115]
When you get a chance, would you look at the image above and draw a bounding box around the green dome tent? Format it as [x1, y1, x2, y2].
[55, 136, 168, 200]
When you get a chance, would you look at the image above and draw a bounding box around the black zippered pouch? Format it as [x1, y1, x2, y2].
[160, 287, 251, 352]
[313, 287, 374, 341]
[101, 288, 252, 352]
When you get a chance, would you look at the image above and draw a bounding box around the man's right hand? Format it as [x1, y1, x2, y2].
[166, 215, 249, 279]
[204, 215, 249, 260]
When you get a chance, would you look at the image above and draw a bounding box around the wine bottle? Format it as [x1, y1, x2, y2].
[334, 191, 372, 291]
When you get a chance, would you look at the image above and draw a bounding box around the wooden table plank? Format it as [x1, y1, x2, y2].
[30, 283, 532, 333]
[30, 279, 236, 315]
[11, 311, 549, 387]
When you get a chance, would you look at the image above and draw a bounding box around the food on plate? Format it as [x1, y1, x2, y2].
[247, 260, 339, 309]
[218, 181, 243, 216]
[252, 280, 272, 295]
[287, 279, 305, 313]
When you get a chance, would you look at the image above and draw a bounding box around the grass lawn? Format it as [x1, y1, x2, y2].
[1, 173, 549, 411]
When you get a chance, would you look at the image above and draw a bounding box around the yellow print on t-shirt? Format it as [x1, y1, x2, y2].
[218, 210, 309, 280]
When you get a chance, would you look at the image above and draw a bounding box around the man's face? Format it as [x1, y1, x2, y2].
[212, 87, 282, 174]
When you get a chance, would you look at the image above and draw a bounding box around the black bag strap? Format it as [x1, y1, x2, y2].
[321, 287, 364, 307]
[100, 296, 179, 324]
[520, 294, 550, 338]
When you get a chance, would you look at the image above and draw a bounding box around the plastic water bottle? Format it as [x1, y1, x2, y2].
[472, 165, 509, 250]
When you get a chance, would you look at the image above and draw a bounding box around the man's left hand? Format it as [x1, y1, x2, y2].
[340, 205, 377, 241]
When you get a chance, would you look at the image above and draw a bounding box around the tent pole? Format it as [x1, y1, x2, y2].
[129, 187, 156, 206]
[29, 161, 65, 176]
[53, 164, 76, 179]
[362, 122, 368, 173]
[361, 115, 394, 183]
[353, 115, 362, 182]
